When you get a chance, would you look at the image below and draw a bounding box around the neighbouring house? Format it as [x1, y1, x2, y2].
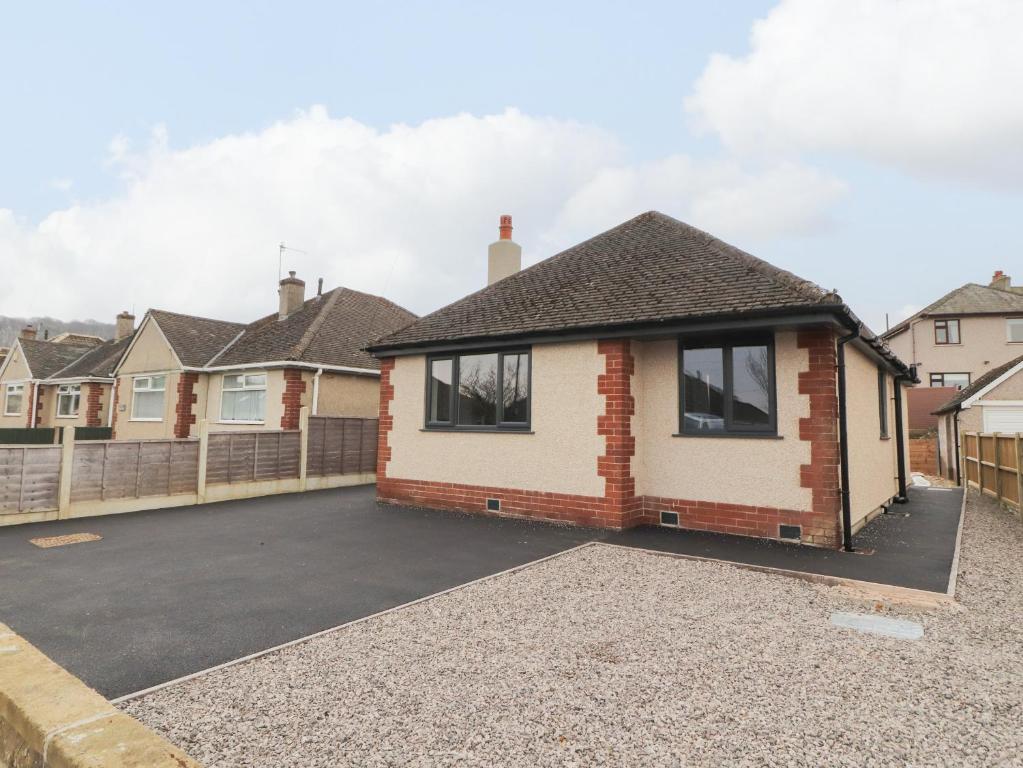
[111, 273, 416, 439]
[0, 315, 135, 430]
[369, 212, 914, 549]
[933, 353, 1023, 481]
[882, 271, 1023, 405]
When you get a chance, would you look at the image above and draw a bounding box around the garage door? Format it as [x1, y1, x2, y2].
[982, 406, 1023, 432]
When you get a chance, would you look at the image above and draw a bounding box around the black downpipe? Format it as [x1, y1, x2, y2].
[837, 327, 860, 553]
[953, 409, 962, 486]
[893, 371, 910, 503]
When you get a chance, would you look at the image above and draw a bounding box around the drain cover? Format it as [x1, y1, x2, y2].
[830, 611, 923, 640]
[29, 533, 102, 549]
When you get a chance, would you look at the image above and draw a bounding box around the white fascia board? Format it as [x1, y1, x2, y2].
[186, 361, 380, 376]
[960, 359, 1023, 410]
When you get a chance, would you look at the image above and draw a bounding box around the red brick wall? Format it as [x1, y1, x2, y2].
[85, 383, 104, 427]
[907, 387, 956, 434]
[909, 436, 938, 475]
[280, 369, 306, 430]
[376, 358, 395, 483]
[173, 372, 199, 438]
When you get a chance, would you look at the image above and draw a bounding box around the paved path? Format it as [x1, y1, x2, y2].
[0, 484, 960, 698]
[608, 486, 963, 592]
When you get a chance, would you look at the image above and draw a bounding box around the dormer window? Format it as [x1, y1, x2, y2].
[934, 319, 960, 345]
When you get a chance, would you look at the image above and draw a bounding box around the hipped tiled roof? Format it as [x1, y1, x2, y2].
[17, 338, 96, 379]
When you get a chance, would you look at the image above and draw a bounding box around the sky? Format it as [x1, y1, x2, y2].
[2, 0, 1021, 333]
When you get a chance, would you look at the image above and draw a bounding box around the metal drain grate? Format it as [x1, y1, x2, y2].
[29, 533, 102, 549]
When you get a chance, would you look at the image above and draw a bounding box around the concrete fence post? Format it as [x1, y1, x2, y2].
[197, 418, 209, 504]
[299, 406, 309, 492]
[57, 426, 75, 519]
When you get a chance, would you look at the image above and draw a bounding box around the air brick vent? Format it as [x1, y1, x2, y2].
[660, 510, 679, 527]
[486, 498, 501, 512]
[779, 524, 802, 541]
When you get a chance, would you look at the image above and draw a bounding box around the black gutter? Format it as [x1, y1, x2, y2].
[836, 326, 860, 552]
[892, 366, 914, 503]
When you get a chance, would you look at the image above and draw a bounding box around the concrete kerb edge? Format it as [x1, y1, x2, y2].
[596, 541, 955, 608]
[111, 541, 602, 705]
[946, 486, 967, 598]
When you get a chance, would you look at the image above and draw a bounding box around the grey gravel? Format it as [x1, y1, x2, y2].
[124, 492, 1023, 767]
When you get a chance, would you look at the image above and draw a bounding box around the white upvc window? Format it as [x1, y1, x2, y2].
[131, 375, 166, 421]
[56, 384, 81, 417]
[1008, 318, 1023, 343]
[4, 383, 24, 416]
[220, 372, 267, 423]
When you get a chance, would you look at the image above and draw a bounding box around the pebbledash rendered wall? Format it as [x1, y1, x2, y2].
[377, 328, 905, 547]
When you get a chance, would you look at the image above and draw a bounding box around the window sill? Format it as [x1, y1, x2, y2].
[672, 432, 782, 440]
[129, 418, 163, 422]
[880, 435, 892, 441]
[56, 415, 80, 420]
[217, 420, 266, 425]
[420, 427, 534, 434]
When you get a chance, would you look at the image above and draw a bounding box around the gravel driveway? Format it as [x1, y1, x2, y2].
[124, 493, 1022, 767]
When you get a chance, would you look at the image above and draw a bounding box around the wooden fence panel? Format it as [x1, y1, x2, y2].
[71, 439, 199, 503]
[963, 432, 1023, 510]
[206, 431, 301, 485]
[306, 417, 378, 477]
[0, 446, 60, 513]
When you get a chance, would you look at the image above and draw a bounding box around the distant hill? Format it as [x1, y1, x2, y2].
[0, 316, 115, 348]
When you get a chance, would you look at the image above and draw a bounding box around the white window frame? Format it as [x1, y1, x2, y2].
[219, 372, 267, 424]
[130, 375, 167, 422]
[4, 383, 25, 416]
[56, 383, 81, 418]
[1007, 318, 1023, 343]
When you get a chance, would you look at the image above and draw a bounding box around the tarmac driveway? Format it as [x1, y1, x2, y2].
[0, 485, 594, 698]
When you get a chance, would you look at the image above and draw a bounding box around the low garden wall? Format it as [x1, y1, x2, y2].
[0, 623, 199, 768]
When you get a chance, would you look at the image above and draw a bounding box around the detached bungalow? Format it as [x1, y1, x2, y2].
[112, 273, 416, 439]
[0, 314, 135, 430]
[933, 353, 1023, 481]
[369, 212, 914, 549]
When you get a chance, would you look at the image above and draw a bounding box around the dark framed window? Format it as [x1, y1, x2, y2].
[934, 318, 960, 345]
[679, 335, 776, 436]
[929, 372, 970, 389]
[877, 367, 889, 438]
[426, 349, 530, 430]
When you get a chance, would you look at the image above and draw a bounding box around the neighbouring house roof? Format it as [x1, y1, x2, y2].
[16, 338, 96, 379]
[148, 310, 248, 368]
[934, 353, 1023, 414]
[883, 283, 1023, 339]
[49, 334, 136, 380]
[368, 211, 907, 373]
[49, 332, 106, 346]
[212, 288, 418, 371]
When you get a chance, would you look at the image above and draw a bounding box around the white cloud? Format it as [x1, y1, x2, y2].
[1, 106, 843, 322]
[50, 178, 73, 192]
[687, 0, 1023, 185]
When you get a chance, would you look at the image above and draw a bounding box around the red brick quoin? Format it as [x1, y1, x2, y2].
[173, 372, 199, 438]
[280, 369, 307, 430]
[376, 358, 395, 483]
[85, 383, 104, 427]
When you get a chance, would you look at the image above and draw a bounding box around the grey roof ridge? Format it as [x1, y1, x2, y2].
[291, 288, 343, 361]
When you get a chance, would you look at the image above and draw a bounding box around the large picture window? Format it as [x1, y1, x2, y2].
[220, 373, 267, 423]
[426, 350, 530, 430]
[131, 375, 166, 421]
[4, 383, 24, 416]
[56, 384, 81, 417]
[680, 336, 775, 436]
[934, 318, 960, 345]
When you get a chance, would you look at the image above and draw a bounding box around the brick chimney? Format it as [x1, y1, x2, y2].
[487, 215, 522, 286]
[116, 311, 135, 341]
[278, 271, 306, 320]
[20, 324, 37, 340]
[990, 270, 1014, 292]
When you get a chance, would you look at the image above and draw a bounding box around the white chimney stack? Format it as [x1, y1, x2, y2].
[487, 214, 522, 286]
[278, 271, 306, 320]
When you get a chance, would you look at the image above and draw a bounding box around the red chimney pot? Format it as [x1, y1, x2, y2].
[499, 215, 513, 240]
